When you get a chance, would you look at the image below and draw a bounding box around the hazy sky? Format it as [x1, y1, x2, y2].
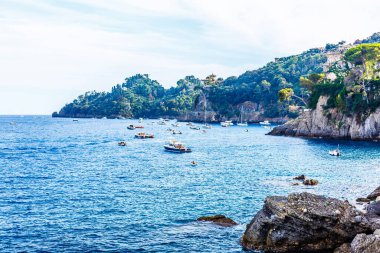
[1, 0, 380, 114]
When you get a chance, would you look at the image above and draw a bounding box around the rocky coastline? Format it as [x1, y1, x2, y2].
[268, 96, 380, 141]
[241, 187, 380, 253]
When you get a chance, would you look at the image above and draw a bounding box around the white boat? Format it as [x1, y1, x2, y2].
[221, 120, 234, 127]
[329, 145, 341, 156]
[186, 122, 193, 126]
[202, 124, 212, 129]
[237, 122, 248, 126]
[164, 140, 192, 153]
[138, 118, 143, 123]
[171, 130, 182, 134]
[190, 126, 200, 130]
[259, 120, 271, 126]
[172, 123, 181, 127]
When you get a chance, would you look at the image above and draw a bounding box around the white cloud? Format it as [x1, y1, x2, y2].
[0, 0, 380, 114]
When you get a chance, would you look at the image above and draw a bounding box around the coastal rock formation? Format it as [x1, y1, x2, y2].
[241, 192, 371, 252]
[268, 96, 380, 140]
[197, 215, 237, 227]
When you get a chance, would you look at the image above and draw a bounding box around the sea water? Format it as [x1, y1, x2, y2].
[0, 116, 379, 252]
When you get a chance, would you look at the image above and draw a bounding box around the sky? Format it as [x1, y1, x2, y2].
[1, 0, 380, 115]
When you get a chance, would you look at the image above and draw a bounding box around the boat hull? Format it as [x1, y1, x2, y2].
[164, 146, 192, 153]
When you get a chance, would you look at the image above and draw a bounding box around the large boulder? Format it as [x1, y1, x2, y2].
[241, 192, 371, 252]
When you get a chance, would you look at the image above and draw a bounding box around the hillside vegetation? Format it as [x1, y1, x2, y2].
[53, 33, 380, 120]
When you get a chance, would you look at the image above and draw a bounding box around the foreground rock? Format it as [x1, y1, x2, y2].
[242, 192, 371, 252]
[197, 215, 237, 227]
[335, 233, 380, 253]
[268, 96, 380, 140]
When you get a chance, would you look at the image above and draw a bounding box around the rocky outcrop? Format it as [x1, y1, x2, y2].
[268, 96, 380, 140]
[367, 186, 380, 201]
[241, 192, 371, 252]
[197, 215, 237, 227]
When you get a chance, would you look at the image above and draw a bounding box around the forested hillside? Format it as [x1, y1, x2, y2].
[53, 33, 380, 121]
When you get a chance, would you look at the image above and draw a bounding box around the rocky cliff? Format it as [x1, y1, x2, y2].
[268, 96, 380, 140]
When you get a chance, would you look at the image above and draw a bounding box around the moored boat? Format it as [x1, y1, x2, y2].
[221, 120, 234, 127]
[135, 125, 144, 129]
[164, 140, 192, 153]
[135, 132, 154, 139]
[259, 120, 271, 126]
[138, 118, 143, 123]
[127, 125, 135, 130]
[190, 126, 200, 130]
[329, 145, 341, 156]
[202, 124, 212, 129]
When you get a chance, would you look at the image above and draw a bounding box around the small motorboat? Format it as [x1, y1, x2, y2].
[135, 125, 144, 129]
[186, 122, 193, 126]
[138, 118, 143, 123]
[118, 141, 127, 146]
[164, 140, 192, 153]
[73, 119, 79, 122]
[259, 120, 271, 126]
[127, 125, 135, 130]
[135, 132, 154, 139]
[237, 122, 248, 126]
[172, 123, 181, 127]
[329, 145, 341, 156]
[190, 161, 197, 166]
[202, 124, 212, 129]
[190, 126, 200, 130]
[221, 120, 234, 127]
[172, 130, 182, 134]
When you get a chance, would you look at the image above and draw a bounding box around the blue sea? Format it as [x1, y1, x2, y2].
[1, 115, 379, 252]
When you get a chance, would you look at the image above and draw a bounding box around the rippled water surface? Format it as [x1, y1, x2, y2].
[1, 115, 380, 252]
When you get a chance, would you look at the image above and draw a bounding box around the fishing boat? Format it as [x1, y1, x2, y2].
[221, 120, 234, 127]
[127, 125, 135, 130]
[134, 132, 154, 139]
[164, 140, 192, 153]
[190, 126, 200, 130]
[259, 120, 271, 125]
[329, 145, 341, 156]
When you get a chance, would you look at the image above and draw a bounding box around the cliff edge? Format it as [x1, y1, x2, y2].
[268, 96, 380, 140]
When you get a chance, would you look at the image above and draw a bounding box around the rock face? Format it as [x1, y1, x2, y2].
[268, 96, 380, 140]
[350, 233, 380, 253]
[197, 215, 237, 227]
[242, 192, 371, 252]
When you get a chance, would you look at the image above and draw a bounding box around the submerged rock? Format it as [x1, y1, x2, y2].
[356, 197, 371, 203]
[197, 215, 237, 227]
[303, 178, 319, 186]
[241, 192, 371, 252]
[294, 174, 306, 180]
